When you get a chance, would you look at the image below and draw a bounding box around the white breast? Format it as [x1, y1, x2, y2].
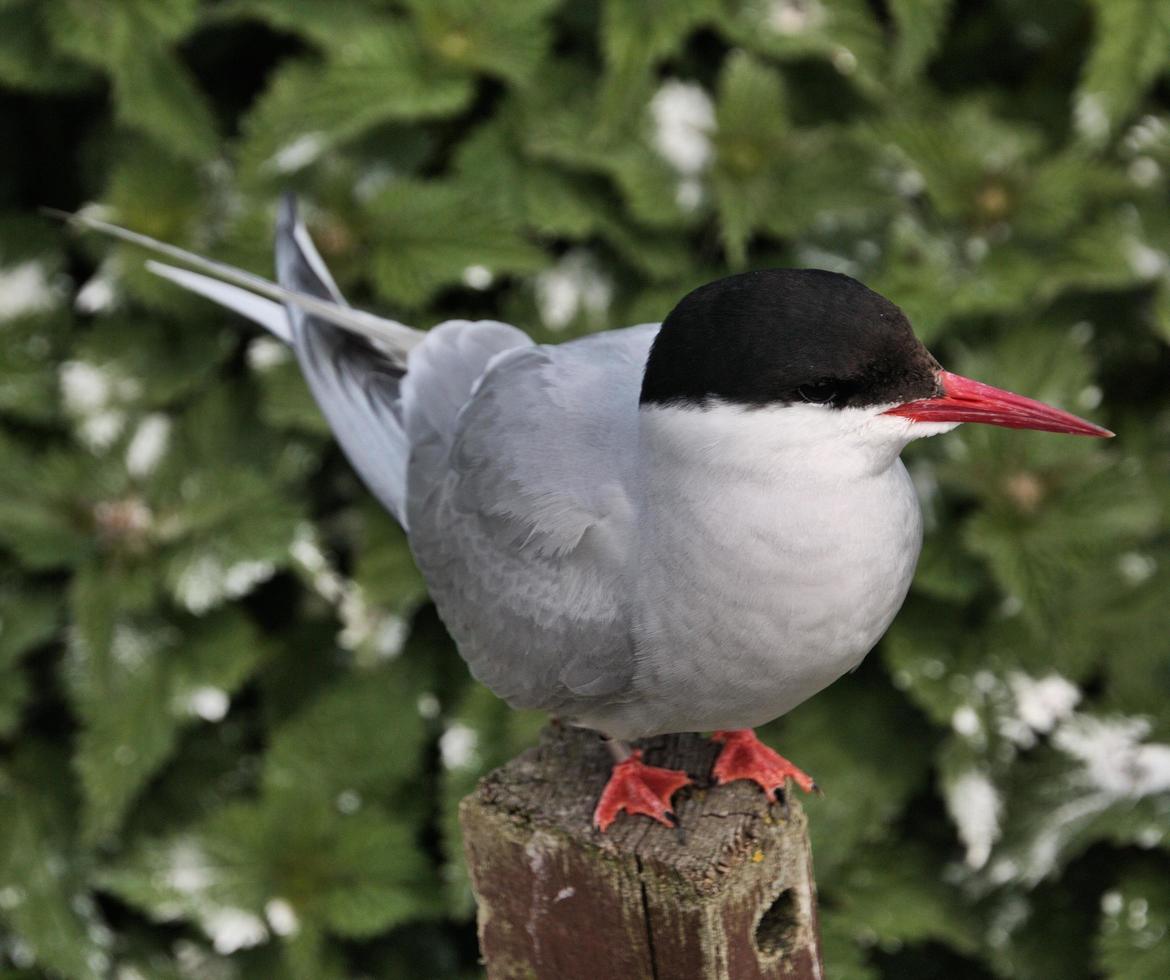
[584, 401, 925, 740]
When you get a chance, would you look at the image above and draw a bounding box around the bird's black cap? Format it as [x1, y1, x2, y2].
[640, 269, 942, 410]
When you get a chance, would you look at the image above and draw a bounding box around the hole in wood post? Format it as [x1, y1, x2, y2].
[754, 887, 799, 957]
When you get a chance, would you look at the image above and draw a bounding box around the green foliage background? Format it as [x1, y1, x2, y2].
[2, 0, 1170, 977]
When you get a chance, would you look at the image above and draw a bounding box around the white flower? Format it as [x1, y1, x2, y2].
[946, 770, 1002, 869]
[0, 260, 58, 321]
[649, 81, 715, 175]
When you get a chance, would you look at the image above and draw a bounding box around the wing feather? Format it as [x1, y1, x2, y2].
[404, 324, 659, 711]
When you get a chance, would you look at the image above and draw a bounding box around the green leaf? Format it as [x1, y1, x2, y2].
[437, 684, 544, 916]
[598, 0, 719, 124]
[239, 29, 475, 179]
[263, 661, 428, 812]
[216, 0, 383, 47]
[111, 41, 220, 161]
[1097, 865, 1170, 980]
[719, 0, 887, 97]
[888, 0, 953, 84]
[350, 500, 428, 618]
[991, 714, 1170, 886]
[0, 582, 61, 737]
[100, 797, 438, 947]
[0, 433, 106, 570]
[366, 179, 545, 306]
[45, 0, 216, 158]
[161, 471, 300, 616]
[406, 0, 560, 88]
[711, 52, 788, 264]
[827, 841, 982, 954]
[0, 742, 107, 980]
[66, 577, 267, 844]
[0, 3, 91, 91]
[1076, 0, 1170, 145]
[761, 672, 936, 878]
[251, 345, 333, 436]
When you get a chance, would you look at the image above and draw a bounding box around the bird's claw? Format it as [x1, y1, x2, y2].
[593, 750, 691, 832]
[710, 729, 818, 801]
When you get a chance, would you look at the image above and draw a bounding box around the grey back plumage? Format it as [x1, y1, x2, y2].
[402, 325, 658, 712]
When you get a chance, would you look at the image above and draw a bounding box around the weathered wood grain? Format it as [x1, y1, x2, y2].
[461, 725, 823, 980]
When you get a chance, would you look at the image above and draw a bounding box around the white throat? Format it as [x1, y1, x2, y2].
[639, 399, 953, 484]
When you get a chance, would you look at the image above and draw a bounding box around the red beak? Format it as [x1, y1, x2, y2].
[884, 370, 1113, 437]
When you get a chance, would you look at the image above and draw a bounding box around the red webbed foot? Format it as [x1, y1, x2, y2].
[711, 729, 817, 802]
[593, 750, 692, 831]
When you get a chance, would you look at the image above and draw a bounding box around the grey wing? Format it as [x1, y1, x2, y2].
[403, 323, 660, 714]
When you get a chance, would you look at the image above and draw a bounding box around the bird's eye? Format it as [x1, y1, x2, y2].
[797, 381, 838, 405]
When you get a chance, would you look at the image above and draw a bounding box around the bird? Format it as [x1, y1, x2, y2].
[60, 197, 1112, 832]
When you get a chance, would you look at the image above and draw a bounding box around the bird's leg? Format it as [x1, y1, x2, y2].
[710, 729, 818, 803]
[592, 738, 692, 832]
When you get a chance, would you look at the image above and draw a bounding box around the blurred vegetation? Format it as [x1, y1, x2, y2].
[1, 0, 1170, 977]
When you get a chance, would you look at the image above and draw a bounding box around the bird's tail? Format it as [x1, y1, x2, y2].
[57, 196, 420, 527]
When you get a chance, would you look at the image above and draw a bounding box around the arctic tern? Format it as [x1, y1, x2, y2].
[62, 198, 1111, 831]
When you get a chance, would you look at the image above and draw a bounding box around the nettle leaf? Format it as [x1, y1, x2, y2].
[438, 683, 544, 916]
[456, 120, 688, 262]
[711, 52, 789, 264]
[238, 28, 474, 179]
[936, 329, 1153, 624]
[0, 742, 109, 980]
[818, 905, 881, 980]
[874, 98, 1044, 227]
[112, 41, 220, 162]
[49, 0, 200, 45]
[98, 140, 253, 313]
[215, 0, 382, 47]
[251, 346, 333, 436]
[263, 660, 428, 812]
[0, 433, 109, 571]
[761, 669, 936, 878]
[602, 0, 717, 68]
[406, 0, 559, 88]
[45, 0, 216, 159]
[0, 217, 69, 422]
[520, 72, 700, 231]
[718, 0, 887, 97]
[365, 179, 545, 307]
[888, 0, 953, 84]
[1097, 865, 1170, 980]
[992, 716, 1170, 886]
[828, 842, 982, 955]
[1090, 561, 1170, 726]
[66, 574, 267, 844]
[0, 310, 70, 423]
[882, 599, 986, 731]
[0, 582, 61, 737]
[65, 314, 233, 411]
[161, 469, 300, 617]
[1076, 0, 1170, 145]
[350, 500, 428, 618]
[598, 0, 719, 124]
[100, 796, 438, 949]
[1011, 152, 1126, 239]
[0, 3, 91, 91]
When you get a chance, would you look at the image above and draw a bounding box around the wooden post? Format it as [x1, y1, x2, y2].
[460, 725, 823, 980]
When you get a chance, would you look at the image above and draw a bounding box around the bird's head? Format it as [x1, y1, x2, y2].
[639, 269, 1110, 477]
